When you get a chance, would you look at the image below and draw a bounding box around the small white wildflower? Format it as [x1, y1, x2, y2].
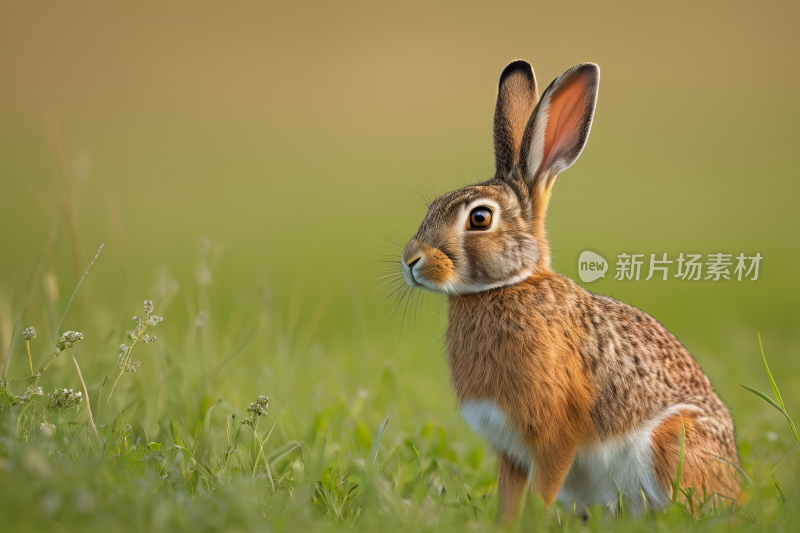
[117, 341, 141, 371]
[242, 395, 269, 429]
[127, 300, 162, 344]
[117, 352, 142, 372]
[48, 388, 83, 412]
[15, 385, 44, 403]
[22, 327, 37, 341]
[56, 331, 84, 350]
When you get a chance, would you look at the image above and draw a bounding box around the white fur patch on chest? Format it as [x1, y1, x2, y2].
[461, 399, 531, 469]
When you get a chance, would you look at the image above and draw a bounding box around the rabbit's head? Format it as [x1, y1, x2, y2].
[401, 61, 599, 295]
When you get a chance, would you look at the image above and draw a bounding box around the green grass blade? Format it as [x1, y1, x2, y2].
[789, 419, 799, 443]
[741, 385, 799, 442]
[252, 402, 293, 480]
[15, 251, 43, 315]
[52, 244, 104, 344]
[762, 440, 800, 487]
[757, 333, 799, 442]
[640, 488, 647, 519]
[171, 443, 219, 485]
[368, 418, 389, 475]
[311, 419, 331, 481]
[758, 332, 785, 411]
[193, 399, 222, 454]
[1, 314, 19, 382]
[741, 384, 786, 415]
[438, 464, 458, 505]
[707, 453, 755, 488]
[2, 252, 43, 383]
[773, 479, 788, 505]
[672, 415, 685, 504]
[264, 442, 303, 466]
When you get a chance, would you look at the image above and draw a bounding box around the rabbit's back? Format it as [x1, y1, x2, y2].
[581, 291, 737, 454]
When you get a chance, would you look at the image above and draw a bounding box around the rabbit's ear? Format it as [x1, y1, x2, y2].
[521, 63, 599, 192]
[494, 60, 539, 177]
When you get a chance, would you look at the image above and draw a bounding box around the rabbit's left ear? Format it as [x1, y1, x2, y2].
[494, 60, 539, 178]
[521, 63, 599, 192]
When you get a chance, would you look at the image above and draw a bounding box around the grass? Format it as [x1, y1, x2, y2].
[0, 244, 798, 532]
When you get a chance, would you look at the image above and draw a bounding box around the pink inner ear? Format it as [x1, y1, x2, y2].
[541, 72, 590, 172]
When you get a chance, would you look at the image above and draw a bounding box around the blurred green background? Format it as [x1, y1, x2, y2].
[1, 0, 799, 518]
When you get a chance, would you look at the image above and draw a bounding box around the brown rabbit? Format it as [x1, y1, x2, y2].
[399, 60, 740, 522]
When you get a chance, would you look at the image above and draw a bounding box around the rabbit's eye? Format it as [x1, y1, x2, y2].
[469, 207, 492, 230]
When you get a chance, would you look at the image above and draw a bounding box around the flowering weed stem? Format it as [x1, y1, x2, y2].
[100, 300, 161, 415]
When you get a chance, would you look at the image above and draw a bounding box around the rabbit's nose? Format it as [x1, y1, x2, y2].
[406, 257, 421, 269]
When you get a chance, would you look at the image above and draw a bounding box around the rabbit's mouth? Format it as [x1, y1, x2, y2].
[401, 239, 459, 295]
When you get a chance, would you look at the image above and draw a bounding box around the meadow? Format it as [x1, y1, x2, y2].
[2, 1, 800, 531]
[0, 234, 798, 532]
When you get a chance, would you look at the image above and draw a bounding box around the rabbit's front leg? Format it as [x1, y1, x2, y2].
[531, 431, 578, 508]
[496, 452, 529, 524]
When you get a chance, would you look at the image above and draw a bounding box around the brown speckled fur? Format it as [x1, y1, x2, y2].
[448, 273, 740, 506]
[400, 60, 740, 522]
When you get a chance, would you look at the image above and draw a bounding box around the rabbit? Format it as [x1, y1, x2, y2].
[399, 60, 741, 522]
